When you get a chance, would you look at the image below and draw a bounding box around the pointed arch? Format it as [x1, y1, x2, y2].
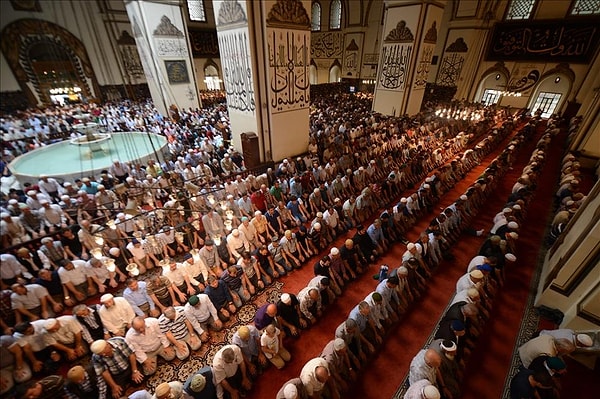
[527, 64, 575, 118]
[474, 62, 510, 105]
[1, 18, 100, 106]
[329, 59, 342, 82]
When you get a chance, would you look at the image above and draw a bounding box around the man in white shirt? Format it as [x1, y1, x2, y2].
[38, 200, 67, 231]
[98, 293, 135, 337]
[212, 345, 252, 399]
[43, 316, 87, 361]
[58, 259, 94, 304]
[184, 294, 223, 337]
[38, 175, 63, 203]
[11, 283, 62, 323]
[227, 229, 251, 261]
[162, 259, 199, 297]
[300, 357, 331, 399]
[125, 316, 175, 376]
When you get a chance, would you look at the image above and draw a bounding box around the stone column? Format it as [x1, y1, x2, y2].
[125, 0, 200, 116]
[373, 0, 446, 116]
[214, 0, 310, 163]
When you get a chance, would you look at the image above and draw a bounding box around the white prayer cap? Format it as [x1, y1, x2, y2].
[423, 385, 441, 399]
[576, 334, 593, 347]
[283, 384, 298, 399]
[90, 340, 108, 354]
[280, 293, 292, 305]
[100, 293, 114, 303]
[333, 338, 346, 350]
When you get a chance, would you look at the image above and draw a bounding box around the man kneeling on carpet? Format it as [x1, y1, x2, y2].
[212, 345, 252, 399]
[125, 316, 176, 376]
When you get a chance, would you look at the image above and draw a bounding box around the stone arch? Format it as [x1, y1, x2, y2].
[527, 65, 575, 118]
[474, 62, 510, 104]
[203, 58, 220, 76]
[1, 18, 100, 106]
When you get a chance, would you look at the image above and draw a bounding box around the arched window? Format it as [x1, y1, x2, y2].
[311, 2, 321, 31]
[329, 0, 342, 30]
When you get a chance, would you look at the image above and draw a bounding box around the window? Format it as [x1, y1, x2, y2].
[481, 89, 501, 106]
[204, 77, 221, 91]
[505, 0, 536, 20]
[329, 65, 341, 82]
[204, 65, 221, 90]
[531, 92, 562, 118]
[187, 0, 206, 22]
[570, 0, 600, 15]
[329, 0, 342, 30]
[311, 2, 321, 31]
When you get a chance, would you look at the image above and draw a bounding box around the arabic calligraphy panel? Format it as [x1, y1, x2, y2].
[437, 53, 464, 87]
[413, 45, 434, 89]
[343, 33, 363, 78]
[311, 32, 343, 59]
[377, 43, 413, 91]
[486, 20, 600, 62]
[507, 63, 542, 95]
[268, 28, 310, 114]
[188, 30, 220, 58]
[165, 60, 189, 84]
[155, 38, 188, 57]
[217, 29, 256, 115]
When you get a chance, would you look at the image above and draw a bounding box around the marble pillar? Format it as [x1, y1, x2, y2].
[373, 0, 446, 116]
[214, 0, 310, 163]
[125, 0, 200, 116]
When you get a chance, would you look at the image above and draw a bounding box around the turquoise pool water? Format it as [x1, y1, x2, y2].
[9, 132, 168, 183]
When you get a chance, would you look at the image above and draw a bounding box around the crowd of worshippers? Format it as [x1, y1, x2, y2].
[0, 94, 536, 399]
[547, 146, 589, 246]
[511, 328, 594, 399]
[0, 92, 227, 156]
[403, 117, 584, 399]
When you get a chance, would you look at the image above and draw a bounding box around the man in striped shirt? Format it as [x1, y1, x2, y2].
[158, 306, 203, 360]
[64, 364, 98, 399]
[90, 337, 143, 399]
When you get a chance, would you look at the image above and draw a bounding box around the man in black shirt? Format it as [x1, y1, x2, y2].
[276, 293, 307, 338]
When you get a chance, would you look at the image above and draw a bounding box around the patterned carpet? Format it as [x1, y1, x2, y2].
[140, 281, 283, 391]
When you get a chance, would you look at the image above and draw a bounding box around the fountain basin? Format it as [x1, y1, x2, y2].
[9, 132, 168, 185]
